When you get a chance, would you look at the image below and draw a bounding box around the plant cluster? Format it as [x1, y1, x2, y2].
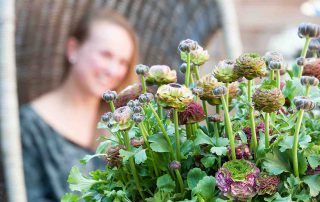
[63, 22, 320, 202]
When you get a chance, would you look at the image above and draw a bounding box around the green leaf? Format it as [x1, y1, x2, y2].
[237, 131, 247, 144]
[200, 156, 216, 168]
[156, 174, 176, 193]
[96, 140, 110, 154]
[303, 174, 320, 197]
[210, 147, 227, 156]
[149, 134, 171, 153]
[181, 140, 194, 156]
[192, 176, 216, 201]
[187, 168, 207, 189]
[119, 149, 134, 162]
[262, 149, 291, 175]
[215, 137, 229, 147]
[278, 134, 311, 152]
[67, 167, 97, 193]
[264, 192, 292, 202]
[80, 154, 107, 165]
[61, 193, 79, 202]
[298, 153, 308, 175]
[194, 129, 214, 146]
[307, 155, 320, 169]
[135, 148, 147, 164]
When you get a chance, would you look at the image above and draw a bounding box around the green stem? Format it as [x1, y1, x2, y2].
[192, 124, 197, 139]
[190, 72, 194, 84]
[270, 70, 274, 80]
[157, 101, 163, 120]
[313, 50, 317, 58]
[175, 169, 185, 194]
[214, 121, 221, 167]
[221, 96, 236, 160]
[306, 85, 311, 96]
[109, 101, 115, 112]
[276, 70, 281, 89]
[141, 75, 147, 93]
[186, 124, 192, 139]
[123, 131, 145, 199]
[148, 103, 175, 159]
[225, 82, 229, 107]
[201, 100, 211, 135]
[264, 113, 270, 149]
[138, 123, 159, 177]
[293, 110, 304, 177]
[248, 80, 257, 155]
[299, 36, 311, 78]
[185, 52, 191, 86]
[194, 65, 200, 80]
[173, 109, 181, 161]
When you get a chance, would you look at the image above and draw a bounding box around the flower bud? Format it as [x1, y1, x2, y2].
[135, 64, 149, 76]
[294, 96, 315, 111]
[234, 53, 266, 80]
[127, 100, 136, 108]
[138, 93, 154, 104]
[132, 113, 144, 123]
[130, 137, 144, 147]
[208, 114, 222, 122]
[112, 106, 134, 131]
[178, 39, 198, 52]
[300, 76, 319, 86]
[191, 87, 204, 96]
[213, 59, 241, 83]
[287, 107, 295, 114]
[264, 51, 284, 67]
[308, 38, 320, 52]
[179, 62, 194, 74]
[298, 22, 320, 38]
[102, 90, 117, 102]
[133, 106, 143, 113]
[296, 57, 305, 66]
[101, 112, 113, 122]
[268, 60, 282, 70]
[212, 86, 227, 96]
[183, 46, 210, 65]
[169, 160, 181, 170]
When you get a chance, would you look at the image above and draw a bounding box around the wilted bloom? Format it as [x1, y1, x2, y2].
[216, 159, 260, 201]
[228, 144, 251, 160]
[111, 106, 134, 131]
[130, 137, 144, 147]
[176, 101, 205, 125]
[303, 58, 320, 80]
[178, 39, 198, 53]
[234, 53, 266, 80]
[300, 76, 319, 86]
[156, 83, 193, 111]
[298, 22, 320, 38]
[208, 114, 222, 122]
[102, 90, 117, 102]
[256, 172, 280, 195]
[253, 80, 285, 113]
[169, 160, 181, 170]
[107, 145, 125, 167]
[213, 59, 241, 83]
[146, 65, 177, 85]
[181, 45, 210, 65]
[135, 64, 149, 76]
[294, 96, 315, 111]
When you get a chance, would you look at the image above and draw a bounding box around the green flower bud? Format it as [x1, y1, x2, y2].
[213, 59, 241, 83]
[253, 80, 285, 113]
[146, 65, 177, 85]
[112, 106, 134, 131]
[298, 22, 320, 38]
[235, 53, 266, 80]
[156, 83, 193, 111]
[300, 76, 319, 86]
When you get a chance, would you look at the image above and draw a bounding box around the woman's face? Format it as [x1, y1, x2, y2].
[69, 21, 134, 97]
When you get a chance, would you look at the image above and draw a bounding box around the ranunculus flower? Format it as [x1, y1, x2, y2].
[156, 83, 193, 111]
[171, 101, 206, 125]
[109, 106, 134, 131]
[181, 45, 210, 65]
[215, 159, 260, 201]
[234, 53, 266, 80]
[256, 172, 280, 195]
[146, 65, 177, 85]
[213, 59, 241, 83]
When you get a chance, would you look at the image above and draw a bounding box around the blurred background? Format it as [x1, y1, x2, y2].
[1, 0, 320, 201]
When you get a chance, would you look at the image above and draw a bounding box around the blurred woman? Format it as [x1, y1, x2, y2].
[19, 8, 138, 202]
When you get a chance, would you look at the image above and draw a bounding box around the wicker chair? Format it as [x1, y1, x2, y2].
[15, 0, 241, 105]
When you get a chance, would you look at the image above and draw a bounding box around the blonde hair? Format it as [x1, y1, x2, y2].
[64, 8, 139, 92]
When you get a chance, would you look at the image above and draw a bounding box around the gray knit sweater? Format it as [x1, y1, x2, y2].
[20, 105, 105, 202]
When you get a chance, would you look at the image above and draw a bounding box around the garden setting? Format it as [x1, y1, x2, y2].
[62, 23, 320, 202]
